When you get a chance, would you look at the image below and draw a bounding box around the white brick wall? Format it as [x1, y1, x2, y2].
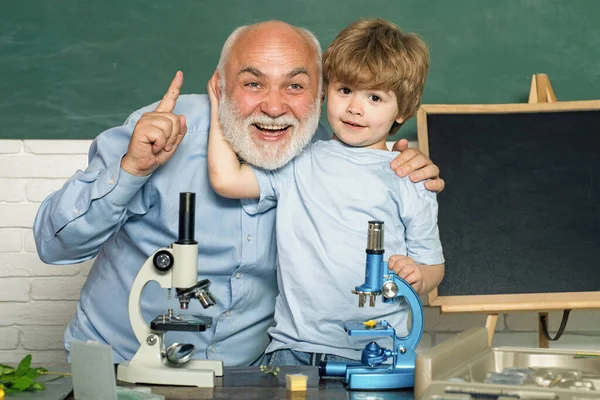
[0, 139, 599, 368]
[0, 139, 91, 367]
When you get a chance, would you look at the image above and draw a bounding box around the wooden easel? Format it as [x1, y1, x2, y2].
[418, 86, 600, 352]
[485, 73, 558, 348]
[529, 73, 557, 105]
[529, 73, 557, 349]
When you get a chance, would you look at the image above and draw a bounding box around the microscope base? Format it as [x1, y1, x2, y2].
[346, 369, 415, 390]
[117, 360, 223, 387]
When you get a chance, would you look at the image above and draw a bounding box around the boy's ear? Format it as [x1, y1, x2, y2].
[320, 81, 329, 104]
[395, 116, 405, 124]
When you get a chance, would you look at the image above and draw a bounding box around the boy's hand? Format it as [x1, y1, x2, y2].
[388, 255, 425, 294]
[121, 71, 188, 176]
[390, 139, 445, 193]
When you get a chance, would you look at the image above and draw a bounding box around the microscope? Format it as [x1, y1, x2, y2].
[319, 220, 424, 390]
[117, 192, 223, 387]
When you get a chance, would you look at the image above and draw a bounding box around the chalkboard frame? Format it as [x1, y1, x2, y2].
[417, 100, 600, 314]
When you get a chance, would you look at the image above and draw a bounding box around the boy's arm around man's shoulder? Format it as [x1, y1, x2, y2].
[206, 78, 260, 200]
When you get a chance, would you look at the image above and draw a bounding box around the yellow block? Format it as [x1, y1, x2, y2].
[362, 320, 377, 328]
[285, 373, 308, 391]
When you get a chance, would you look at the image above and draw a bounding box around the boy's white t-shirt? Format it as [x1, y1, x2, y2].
[243, 139, 444, 360]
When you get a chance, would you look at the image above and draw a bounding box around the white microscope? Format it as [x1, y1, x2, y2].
[117, 192, 223, 387]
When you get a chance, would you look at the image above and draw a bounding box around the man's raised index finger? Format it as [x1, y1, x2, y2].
[155, 71, 184, 112]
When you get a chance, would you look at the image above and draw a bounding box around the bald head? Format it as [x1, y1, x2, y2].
[217, 21, 322, 89]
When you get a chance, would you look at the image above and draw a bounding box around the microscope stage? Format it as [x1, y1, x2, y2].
[150, 314, 212, 332]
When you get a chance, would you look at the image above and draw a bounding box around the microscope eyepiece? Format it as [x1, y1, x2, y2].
[366, 220, 384, 254]
[176, 192, 198, 245]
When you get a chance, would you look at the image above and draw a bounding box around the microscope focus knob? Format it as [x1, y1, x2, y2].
[382, 281, 398, 299]
[153, 250, 174, 272]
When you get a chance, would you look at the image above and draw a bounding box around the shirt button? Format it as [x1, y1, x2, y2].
[235, 273, 241, 279]
[246, 234, 252, 241]
[73, 208, 79, 215]
[225, 310, 231, 316]
[109, 177, 115, 185]
[210, 347, 217, 353]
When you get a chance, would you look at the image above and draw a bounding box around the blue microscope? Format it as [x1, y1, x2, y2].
[318, 220, 424, 390]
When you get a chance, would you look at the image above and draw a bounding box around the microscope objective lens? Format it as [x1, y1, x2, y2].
[358, 293, 366, 307]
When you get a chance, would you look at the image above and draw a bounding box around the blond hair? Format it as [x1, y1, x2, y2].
[323, 19, 429, 134]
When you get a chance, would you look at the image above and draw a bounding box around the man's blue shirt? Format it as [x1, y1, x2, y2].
[33, 94, 330, 365]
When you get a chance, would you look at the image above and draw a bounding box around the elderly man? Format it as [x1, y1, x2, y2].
[33, 21, 444, 366]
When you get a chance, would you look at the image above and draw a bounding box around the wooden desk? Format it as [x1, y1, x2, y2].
[67, 366, 415, 399]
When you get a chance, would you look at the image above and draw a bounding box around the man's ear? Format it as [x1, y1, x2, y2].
[209, 72, 222, 101]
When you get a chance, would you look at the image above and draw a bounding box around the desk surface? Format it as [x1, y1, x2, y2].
[67, 366, 415, 400]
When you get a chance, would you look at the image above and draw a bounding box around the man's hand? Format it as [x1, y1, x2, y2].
[388, 255, 425, 294]
[121, 71, 188, 176]
[390, 139, 445, 193]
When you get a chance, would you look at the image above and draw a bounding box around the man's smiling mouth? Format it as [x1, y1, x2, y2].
[252, 123, 291, 139]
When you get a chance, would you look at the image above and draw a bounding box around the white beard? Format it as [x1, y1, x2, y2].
[218, 94, 321, 170]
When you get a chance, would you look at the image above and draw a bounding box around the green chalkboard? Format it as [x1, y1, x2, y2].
[429, 109, 600, 296]
[1, 0, 600, 140]
[418, 101, 600, 314]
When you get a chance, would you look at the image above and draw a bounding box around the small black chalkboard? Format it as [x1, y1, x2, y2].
[418, 101, 600, 313]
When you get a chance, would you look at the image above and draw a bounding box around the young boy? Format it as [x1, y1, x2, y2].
[207, 19, 444, 366]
